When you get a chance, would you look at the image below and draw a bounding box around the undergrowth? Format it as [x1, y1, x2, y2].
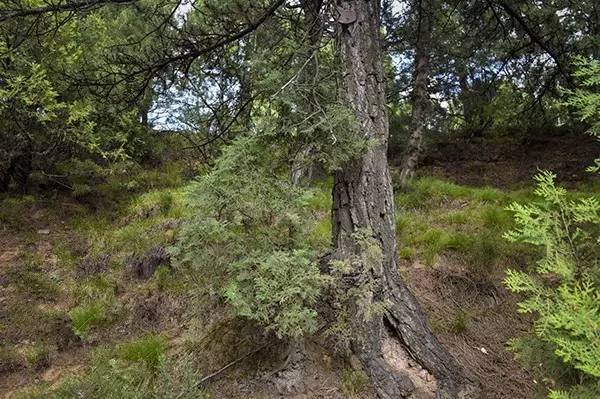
[393, 176, 578, 278]
[15, 337, 206, 399]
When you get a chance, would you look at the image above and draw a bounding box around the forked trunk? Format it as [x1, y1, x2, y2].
[332, 1, 472, 397]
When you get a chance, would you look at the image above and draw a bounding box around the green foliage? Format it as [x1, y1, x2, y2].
[117, 334, 168, 372]
[225, 250, 322, 338]
[564, 57, 600, 173]
[69, 278, 119, 338]
[449, 310, 471, 334]
[324, 229, 388, 351]
[15, 348, 205, 399]
[171, 136, 326, 338]
[504, 171, 600, 398]
[341, 368, 370, 397]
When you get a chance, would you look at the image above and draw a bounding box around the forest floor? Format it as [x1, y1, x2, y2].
[1, 134, 598, 399]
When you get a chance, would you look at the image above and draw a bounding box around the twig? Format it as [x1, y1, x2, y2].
[271, 50, 318, 99]
[196, 342, 271, 387]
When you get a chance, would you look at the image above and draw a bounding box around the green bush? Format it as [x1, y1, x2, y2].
[504, 171, 600, 398]
[565, 57, 600, 173]
[171, 136, 326, 338]
[224, 250, 322, 338]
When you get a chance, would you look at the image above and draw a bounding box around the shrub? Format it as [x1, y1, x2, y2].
[171, 136, 326, 338]
[564, 57, 600, 173]
[224, 250, 322, 338]
[504, 171, 600, 398]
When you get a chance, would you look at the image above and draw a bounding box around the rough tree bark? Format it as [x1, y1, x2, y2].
[399, 0, 433, 188]
[332, 1, 472, 398]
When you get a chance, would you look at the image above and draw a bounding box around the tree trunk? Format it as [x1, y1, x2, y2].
[399, 0, 433, 188]
[332, 1, 472, 398]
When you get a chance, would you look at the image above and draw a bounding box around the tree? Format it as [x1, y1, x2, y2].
[332, 1, 470, 397]
[398, 0, 435, 187]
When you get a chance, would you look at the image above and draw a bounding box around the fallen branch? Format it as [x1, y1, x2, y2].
[196, 342, 271, 387]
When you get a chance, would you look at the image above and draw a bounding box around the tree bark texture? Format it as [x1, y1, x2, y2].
[332, 1, 472, 398]
[399, 0, 433, 188]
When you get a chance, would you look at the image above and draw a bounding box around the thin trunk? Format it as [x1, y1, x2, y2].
[333, 1, 472, 398]
[399, 0, 433, 188]
[457, 61, 474, 129]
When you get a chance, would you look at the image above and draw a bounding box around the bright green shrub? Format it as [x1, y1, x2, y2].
[225, 250, 322, 338]
[565, 57, 600, 173]
[170, 136, 325, 338]
[504, 171, 600, 398]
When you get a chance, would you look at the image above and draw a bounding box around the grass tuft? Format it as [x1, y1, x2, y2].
[341, 367, 370, 397]
[117, 334, 167, 372]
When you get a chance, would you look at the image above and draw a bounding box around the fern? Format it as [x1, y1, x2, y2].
[504, 171, 600, 398]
